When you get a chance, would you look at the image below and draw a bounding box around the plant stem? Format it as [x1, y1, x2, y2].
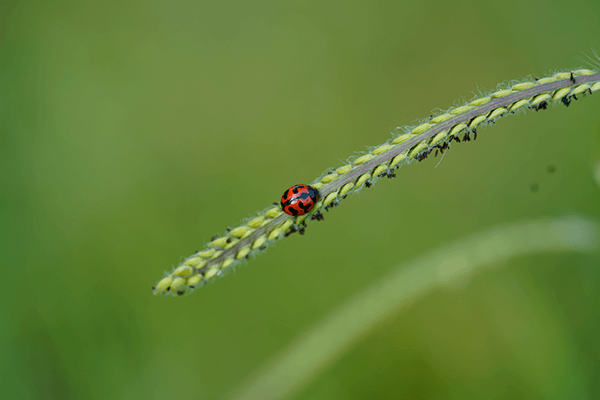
[153, 69, 600, 296]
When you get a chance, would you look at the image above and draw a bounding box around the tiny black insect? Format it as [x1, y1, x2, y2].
[311, 211, 325, 221]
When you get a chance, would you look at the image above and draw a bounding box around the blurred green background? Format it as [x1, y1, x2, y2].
[2, 0, 600, 399]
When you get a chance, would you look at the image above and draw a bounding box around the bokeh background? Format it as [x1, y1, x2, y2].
[2, 0, 600, 399]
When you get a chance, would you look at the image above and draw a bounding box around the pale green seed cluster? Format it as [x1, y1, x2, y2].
[153, 68, 600, 296]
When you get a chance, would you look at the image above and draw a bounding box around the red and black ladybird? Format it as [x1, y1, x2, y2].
[280, 184, 320, 216]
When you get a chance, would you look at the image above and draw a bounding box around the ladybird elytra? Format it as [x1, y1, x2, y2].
[280, 184, 320, 216]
